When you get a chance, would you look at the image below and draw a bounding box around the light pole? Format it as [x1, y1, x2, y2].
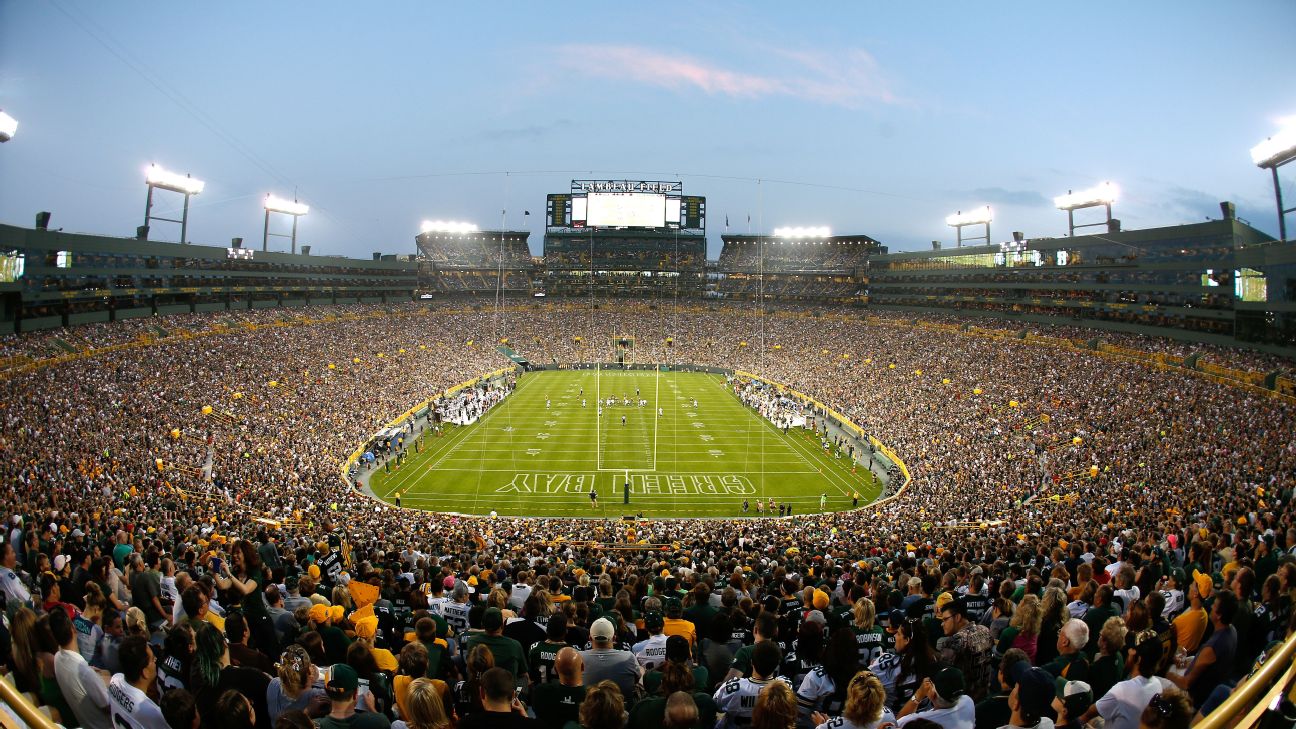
[1055, 182, 1118, 237]
[143, 164, 205, 243]
[0, 110, 17, 143]
[1251, 125, 1296, 242]
[946, 207, 992, 247]
[263, 195, 309, 253]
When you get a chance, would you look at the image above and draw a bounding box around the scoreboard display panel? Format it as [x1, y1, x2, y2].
[548, 181, 704, 233]
[586, 192, 666, 228]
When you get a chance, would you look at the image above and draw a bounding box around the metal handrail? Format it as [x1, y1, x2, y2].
[0, 674, 58, 729]
[1196, 627, 1296, 729]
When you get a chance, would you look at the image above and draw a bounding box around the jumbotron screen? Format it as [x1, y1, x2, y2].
[548, 181, 703, 232]
[578, 193, 673, 228]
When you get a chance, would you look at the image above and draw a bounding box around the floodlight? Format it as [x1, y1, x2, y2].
[145, 164, 205, 194]
[421, 220, 479, 234]
[773, 226, 831, 238]
[1253, 121, 1296, 241]
[1054, 182, 1118, 210]
[0, 110, 17, 142]
[264, 194, 309, 216]
[945, 207, 993, 226]
[1251, 126, 1296, 168]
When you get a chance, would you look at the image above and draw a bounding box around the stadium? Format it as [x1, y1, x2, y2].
[1, 6, 1295, 729]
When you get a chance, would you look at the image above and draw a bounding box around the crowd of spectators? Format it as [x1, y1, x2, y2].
[0, 297, 1292, 729]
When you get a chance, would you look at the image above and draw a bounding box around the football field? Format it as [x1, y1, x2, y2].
[368, 369, 881, 518]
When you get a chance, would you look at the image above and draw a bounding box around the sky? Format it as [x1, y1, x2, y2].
[1, 1, 1293, 259]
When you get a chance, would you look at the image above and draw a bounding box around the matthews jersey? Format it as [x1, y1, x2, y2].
[961, 592, 991, 623]
[714, 675, 793, 728]
[441, 601, 471, 634]
[632, 633, 669, 671]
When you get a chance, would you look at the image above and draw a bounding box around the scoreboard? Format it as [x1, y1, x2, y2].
[546, 180, 705, 234]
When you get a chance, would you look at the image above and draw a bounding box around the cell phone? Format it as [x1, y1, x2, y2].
[212, 557, 223, 573]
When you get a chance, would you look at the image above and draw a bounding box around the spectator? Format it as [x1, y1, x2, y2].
[457, 667, 535, 729]
[393, 678, 453, 729]
[320, 663, 391, 729]
[266, 644, 327, 723]
[1049, 680, 1091, 729]
[580, 618, 641, 703]
[1167, 591, 1237, 708]
[1082, 637, 1167, 729]
[974, 651, 1028, 729]
[109, 636, 170, 729]
[752, 680, 798, 729]
[895, 667, 975, 729]
[1088, 617, 1128, 702]
[531, 647, 586, 729]
[1040, 621, 1089, 682]
[714, 641, 790, 729]
[935, 599, 993, 702]
[810, 670, 895, 729]
[51, 605, 112, 729]
[465, 608, 529, 687]
[577, 680, 627, 729]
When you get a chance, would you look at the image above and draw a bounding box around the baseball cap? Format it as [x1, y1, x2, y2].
[932, 667, 965, 701]
[934, 592, 954, 610]
[1169, 568, 1186, 586]
[53, 555, 70, 572]
[665, 635, 691, 662]
[1055, 678, 1093, 716]
[590, 617, 616, 641]
[482, 607, 504, 632]
[308, 604, 329, 624]
[907, 576, 923, 588]
[1014, 667, 1055, 720]
[443, 575, 457, 590]
[1192, 569, 1213, 598]
[325, 664, 359, 700]
[804, 610, 827, 626]
[812, 590, 830, 610]
[644, 611, 665, 631]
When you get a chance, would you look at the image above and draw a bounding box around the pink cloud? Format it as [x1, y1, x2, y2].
[553, 44, 901, 108]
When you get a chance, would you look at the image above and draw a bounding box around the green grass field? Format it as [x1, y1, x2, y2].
[368, 369, 880, 518]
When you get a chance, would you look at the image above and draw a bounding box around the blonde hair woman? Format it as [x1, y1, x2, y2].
[266, 644, 326, 722]
[400, 677, 453, 729]
[996, 594, 1043, 662]
[813, 671, 892, 729]
[753, 681, 798, 729]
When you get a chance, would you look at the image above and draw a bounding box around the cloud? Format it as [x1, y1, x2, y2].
[967, 187, 1049, 207]
[550, 44, 901, 109]
[478, 119, 576, 141]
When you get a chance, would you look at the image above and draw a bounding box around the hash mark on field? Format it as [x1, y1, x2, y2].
[526, 448, 541, 456]
[685, 412, 697, 418]
[709, 449, 724, 457]
[699, 434, 714, 442]
[545, 420, 558, 426]
[691, 422, 706, 428]
[500, 426, 513, 432]
[536, 433, 551, 440]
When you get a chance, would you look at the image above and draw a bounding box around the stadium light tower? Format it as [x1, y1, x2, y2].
[143, 164, 205, 243]
[1055, 181, 1118, 237]
[1251, 123, 1296, 242]
[945, 207, 992, 247]
[263, 194, 309, 253]
[0, 110, 17, 143]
